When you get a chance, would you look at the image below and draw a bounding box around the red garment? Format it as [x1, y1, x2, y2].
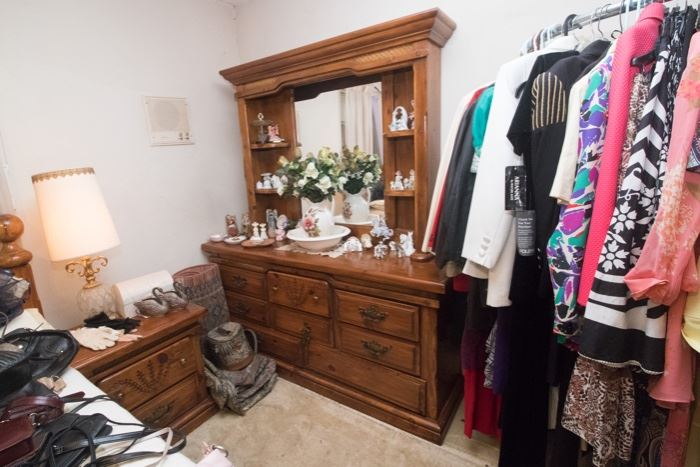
[427, 87, 487, 250]
[452, 274, 470, 293]
[463, 369, 501, 439]
[577, 2, 664, 306]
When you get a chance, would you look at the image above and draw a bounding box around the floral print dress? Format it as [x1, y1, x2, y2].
[547, 50, 615, 341]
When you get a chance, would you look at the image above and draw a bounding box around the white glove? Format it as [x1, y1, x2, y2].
[70, 326, 121, 350]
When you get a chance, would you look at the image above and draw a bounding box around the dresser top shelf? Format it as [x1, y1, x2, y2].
[202, 242, 446, 295]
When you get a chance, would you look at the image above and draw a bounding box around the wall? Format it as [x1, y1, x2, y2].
[0, 0, 245, 328]
[233, 0, 633, 148]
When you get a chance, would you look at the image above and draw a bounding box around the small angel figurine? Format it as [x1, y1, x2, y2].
[225, 214, 239, 237]
[260, 223, 268, 240]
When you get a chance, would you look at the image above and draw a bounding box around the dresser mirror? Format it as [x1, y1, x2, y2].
[294, 78, 385, 218]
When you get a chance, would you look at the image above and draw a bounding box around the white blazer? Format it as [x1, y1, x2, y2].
[462, 36, 580, 307]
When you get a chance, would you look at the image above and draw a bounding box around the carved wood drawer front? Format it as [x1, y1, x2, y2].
[274, 306, 332, 346]
[306, 345, 425, 413]
[336, 291, 419, 341]
[339, 324, 419, 376]
[98, 337, 197, 411]
[267, 271, 330, 317]
[220, 265, 265, 298]
[226, 291, 269, 325]
[131, 374, 201, 428]
[254, 326, 303, 366]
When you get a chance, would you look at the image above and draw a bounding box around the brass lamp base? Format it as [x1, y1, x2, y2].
[66, 255, 116, 319]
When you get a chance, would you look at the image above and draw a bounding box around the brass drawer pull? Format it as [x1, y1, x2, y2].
[271, 285, 279, 291]
[361, 340, 391, 358]
[180, 357, 187, 366]
[233, 301, 251, 314]
[312, 295, 320, 302]
[358, 305, 387, 322]
[115, 392, 124, 400]
[232, 275, 247, 289]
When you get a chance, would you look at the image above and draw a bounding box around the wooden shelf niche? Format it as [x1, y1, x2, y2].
[220, 8, 454, 249]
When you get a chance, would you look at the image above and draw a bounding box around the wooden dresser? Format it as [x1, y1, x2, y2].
[71, 304, 217, 434]
[203, 242, 461, 443]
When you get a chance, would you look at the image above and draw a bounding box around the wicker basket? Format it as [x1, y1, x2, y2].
[173, 264, 229, 334]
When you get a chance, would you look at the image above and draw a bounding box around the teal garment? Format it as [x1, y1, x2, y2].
[469, 85, 494, 173]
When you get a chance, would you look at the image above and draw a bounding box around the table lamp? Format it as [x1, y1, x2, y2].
[32, 167, 120, 319]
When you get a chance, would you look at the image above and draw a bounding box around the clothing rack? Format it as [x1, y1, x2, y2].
[522, 0, 672, 53]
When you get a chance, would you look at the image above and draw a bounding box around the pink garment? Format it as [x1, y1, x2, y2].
[625, 34, 700, 305]
[577, 2, 664, 307]
[650, 293, 696, 405]
[661, 404, 693, 467]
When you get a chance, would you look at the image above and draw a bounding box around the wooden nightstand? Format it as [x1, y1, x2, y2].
[71, 304, 218, 434]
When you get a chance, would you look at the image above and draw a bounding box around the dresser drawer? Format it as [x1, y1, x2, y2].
[254, 326, 303, 365]
[307, 345, 425, 413]
[274, 306, 332, 346]
[267, 271, 330, 317]
[98, 337, 197, 410]
[226, 291, 269, 325]
[336, 290, 419, 341]
[132, 374, 203, 428]
[220, 265, 265, 298]
[339, 324, 419, 375]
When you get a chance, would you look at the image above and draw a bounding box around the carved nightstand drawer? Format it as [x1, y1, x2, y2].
[226, 291, 269, 325]
[273, 306, 332, 346]
[338, 324, 419, 375]
[98, 337, 197, 410]
[220, 265, 265, 298]
[132, 374, 202, 428]
[267, 271, 330, 317]
[336, 290, 419, 341]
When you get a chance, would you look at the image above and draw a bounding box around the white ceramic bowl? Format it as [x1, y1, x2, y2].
[209, 234, 225, 242]
[287, 225, 351, 251]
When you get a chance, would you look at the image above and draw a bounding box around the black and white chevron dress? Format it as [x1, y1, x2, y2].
[580, 36, 675, 374]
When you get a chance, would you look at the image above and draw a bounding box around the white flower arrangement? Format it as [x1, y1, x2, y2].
[339, 146, 382, 195]
[277, 147, 342, 202]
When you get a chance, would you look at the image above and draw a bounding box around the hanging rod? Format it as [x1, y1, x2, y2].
[522, 0, 672, 53]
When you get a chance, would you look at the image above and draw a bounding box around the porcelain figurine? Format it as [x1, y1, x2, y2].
[256, 181, 264, 190]
[271, 175, 283, 190]
[260, 223, 268, 240]
[267, 123, 285, 143]
[403, 169, 415, 190]
[275, 214, 288, 241]
[152, 284, 189, 310]
[342, 236, 363, 253]
[261, 173, 273, 189]
[400, 231, 415, 257]
[389, 106, 408, 132]
[360, 233, 373, 249]
[250, 222, 261, 241]
[373, 243, 388, 260]
[225, 214, 239, 237]
[390, 171, 404, 190]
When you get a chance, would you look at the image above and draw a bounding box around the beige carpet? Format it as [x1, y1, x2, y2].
[183, 378, 499, 467]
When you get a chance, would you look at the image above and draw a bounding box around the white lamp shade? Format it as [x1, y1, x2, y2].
[32, 167, 120, 262]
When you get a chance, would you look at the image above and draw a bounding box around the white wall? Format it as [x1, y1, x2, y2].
[295, 90, 343, 155]
[0, 0, 245, 328]
[233, 0, 632, 148]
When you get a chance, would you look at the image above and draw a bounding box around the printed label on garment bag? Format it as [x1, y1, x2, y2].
[515, 210, 536, 257]
[505, 166, 529, 211]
